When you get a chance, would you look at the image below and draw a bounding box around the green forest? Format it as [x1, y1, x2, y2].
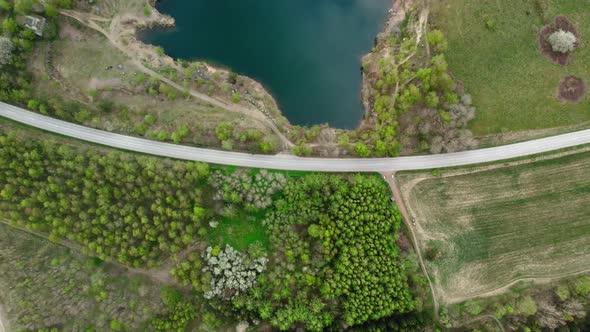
[0, 127, 421, 331]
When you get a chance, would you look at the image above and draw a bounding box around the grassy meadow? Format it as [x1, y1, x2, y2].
[207, 212, 270, 251]
[399, 150, 590, 303]
[431, 0, 590, 136]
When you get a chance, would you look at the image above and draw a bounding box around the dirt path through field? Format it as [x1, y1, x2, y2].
[380, 172, 440, 321]
[58, 9, 294, 150]
[0, 304, 7, 332]
[448, 268, 590, 305]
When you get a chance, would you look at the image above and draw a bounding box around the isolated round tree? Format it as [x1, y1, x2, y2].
[0, 36, 15, 66]
[548, 29, 577, 53]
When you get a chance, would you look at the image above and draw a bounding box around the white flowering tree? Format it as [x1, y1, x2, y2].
[0, 36, 14, 66]
[203, 245, 268, 300]
[548, 29, 577, 53]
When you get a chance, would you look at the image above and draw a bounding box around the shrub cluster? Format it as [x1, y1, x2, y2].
[446, 275, 590, 331]
[151, 287, 197, 331]
[215, 121, 279, 154]
[421, 94, 477, 153]
[353, 10, 476, 157]
[0, 36, 14, 65]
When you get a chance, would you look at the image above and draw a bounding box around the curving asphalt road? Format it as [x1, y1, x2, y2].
[2, 101, 590, 172]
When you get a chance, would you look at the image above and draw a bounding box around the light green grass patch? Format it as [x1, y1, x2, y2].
[207, 211, 270, 252]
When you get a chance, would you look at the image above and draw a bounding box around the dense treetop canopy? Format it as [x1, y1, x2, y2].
[0, 130, 210, 267]
[0, 127, 416, 330]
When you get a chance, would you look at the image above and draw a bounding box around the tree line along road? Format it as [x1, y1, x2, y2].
[2, 101, 590, 172]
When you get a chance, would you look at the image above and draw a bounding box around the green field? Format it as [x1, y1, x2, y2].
[398, 150, 590, 303]
[431, 0, 590, 136]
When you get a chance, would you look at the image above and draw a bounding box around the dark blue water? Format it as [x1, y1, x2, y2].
[141, 0, 391, 128]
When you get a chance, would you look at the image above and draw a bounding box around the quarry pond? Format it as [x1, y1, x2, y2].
[141, 0, 391, 128]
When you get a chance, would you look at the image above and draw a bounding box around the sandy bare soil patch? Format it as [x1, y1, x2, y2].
[59, 21, 84, 41]
[88, 77, 122, 90]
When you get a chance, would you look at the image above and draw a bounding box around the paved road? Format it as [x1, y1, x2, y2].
[2, 101, 590, 171]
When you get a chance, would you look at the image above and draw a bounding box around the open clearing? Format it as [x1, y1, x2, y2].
[207, 212, 270, 252]
[431, 0, 590, 136]
[398, 150, 590, 304]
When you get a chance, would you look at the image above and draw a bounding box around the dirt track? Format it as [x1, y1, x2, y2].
[380, 172, 440, 321]
[0, 304, 7, 332]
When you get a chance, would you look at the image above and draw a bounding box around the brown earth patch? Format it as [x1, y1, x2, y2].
[558, 76, 585, 102]
[88, 77, 123, 90]
[59, 21, 84, 42]
[538, 16, 580, 66]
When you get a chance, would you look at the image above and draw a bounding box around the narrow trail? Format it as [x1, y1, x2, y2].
[58, 9, 294, 150]
[380, 172, 440, 321]
[415, 3, 430, 50]
[449, 268, 590, 305]
[0, 305, 6, 332]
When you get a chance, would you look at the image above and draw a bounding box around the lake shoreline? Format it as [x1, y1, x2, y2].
[92, 0, 419, 157]
[138, 0, 405, 131]
[360, 0, 411, 129]
[120, 2, 292, 134]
